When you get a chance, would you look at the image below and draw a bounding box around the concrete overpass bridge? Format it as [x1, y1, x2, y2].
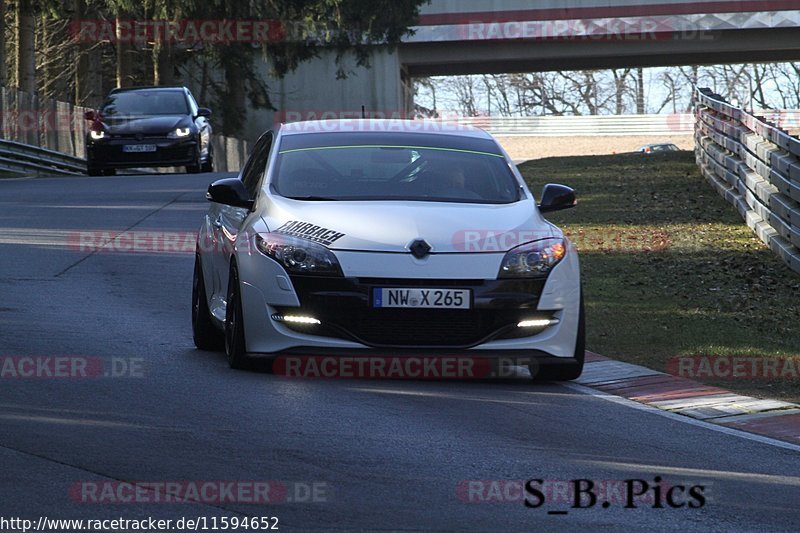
[404, 0, 800, 76]
[242, 0, 800, 139]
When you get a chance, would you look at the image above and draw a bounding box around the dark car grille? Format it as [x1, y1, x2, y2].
[89, 144, 195, 163]
[275, 276, 549, 348]
[110, 133, 170, 139]
[337, 308, 509, 346]
[278, 307, 552, 347]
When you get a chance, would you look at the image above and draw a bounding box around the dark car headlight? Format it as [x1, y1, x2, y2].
[498, 238, 566, 278]
[255, 233, 342, 276]
[167, 127, 192, 139]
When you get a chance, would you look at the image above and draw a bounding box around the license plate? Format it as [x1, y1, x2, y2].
[123, 144, 157, 153]
[373, 288, 471, 309]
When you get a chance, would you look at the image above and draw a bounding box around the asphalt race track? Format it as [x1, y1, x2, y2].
[1, 173, 798, 531]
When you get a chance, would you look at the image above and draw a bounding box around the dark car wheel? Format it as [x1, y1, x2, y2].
[201, 152, 214, 173]
[224, 264, 250, 370]
[102, 168, 116, 176]
[186, 150, 202, 174]
[87, 166, 102, 176]
[192, 255, 224, 351]
[530, 289, 585, 382]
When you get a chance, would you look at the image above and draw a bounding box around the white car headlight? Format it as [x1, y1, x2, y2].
[168, 127, 191, 139]
[255, 233, 342, 276]
[90, 130, 105, 140]
[498, 238, 566, 278]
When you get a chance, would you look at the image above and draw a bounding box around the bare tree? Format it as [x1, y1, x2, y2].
[610, 68, 632, 114]
[0, 0, 6, 86]
[16, 0, 36, 93]
[74, 0, 103, 106]
[441, 76, 481, 116]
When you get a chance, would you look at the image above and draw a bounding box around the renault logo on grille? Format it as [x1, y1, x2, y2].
[409, 239, 432, 259]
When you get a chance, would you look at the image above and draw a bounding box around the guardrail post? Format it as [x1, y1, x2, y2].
[7, 89, 18, 141]
[25, 91, 40, 147]
[226, 136, 241, 173]
[74, 105, 87, 159]
[56, 101, 71, 155]
[210, 135, 226, 172]
[43, 97, 58, 151]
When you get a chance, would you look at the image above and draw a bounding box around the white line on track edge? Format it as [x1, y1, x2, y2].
[563, 382, 800, 453]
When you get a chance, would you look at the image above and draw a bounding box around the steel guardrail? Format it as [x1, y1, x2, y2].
[694, 87, 800, 274]
[455, 113, 694, 136]
[0, 138, 87, 176]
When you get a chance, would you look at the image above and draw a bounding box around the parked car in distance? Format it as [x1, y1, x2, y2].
[637, 143, 680, 154]
[85, 86, 213, 176]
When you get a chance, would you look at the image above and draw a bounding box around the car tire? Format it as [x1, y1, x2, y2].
[224, 263, 250, 370]
[201, 153, 214, 173]
[192, 255, 224, 351]
[530, 289, 585, 382]
[102, 168, 116, 176]
[87, 166, 102, 176]
[186, 150, 202, 174]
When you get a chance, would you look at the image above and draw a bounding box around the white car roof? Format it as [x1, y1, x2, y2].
[278, 119, 494, 140]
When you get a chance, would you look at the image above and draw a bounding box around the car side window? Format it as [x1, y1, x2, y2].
[241, 132, 274, 199]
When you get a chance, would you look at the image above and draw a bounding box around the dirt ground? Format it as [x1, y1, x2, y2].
[497, 135, 694, 161]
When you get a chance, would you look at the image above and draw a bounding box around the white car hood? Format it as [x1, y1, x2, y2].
[261, 197, 557, 253]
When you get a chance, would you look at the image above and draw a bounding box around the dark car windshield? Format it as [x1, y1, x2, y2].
[272, 132, 521, 204]
[101, 91, 189, 117]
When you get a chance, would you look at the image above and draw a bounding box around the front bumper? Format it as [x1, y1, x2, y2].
[86, 138, 198, 169]
[272, 276, 552, 348]
[236, 248, 581, 358]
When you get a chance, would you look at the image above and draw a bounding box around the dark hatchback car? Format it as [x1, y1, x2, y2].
[85, 86, 213, 175]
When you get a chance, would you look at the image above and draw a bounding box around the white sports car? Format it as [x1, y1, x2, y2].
[192, 120, 584, 380]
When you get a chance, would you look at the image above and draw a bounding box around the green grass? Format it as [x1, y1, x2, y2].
[518, 152, 800, 403]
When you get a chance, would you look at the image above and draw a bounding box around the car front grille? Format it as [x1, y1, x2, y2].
[89, 144, 195, 163]
[275, 276, 549, 348]
[276, 307, 553, 348]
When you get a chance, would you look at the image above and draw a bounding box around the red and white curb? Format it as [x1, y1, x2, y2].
[576, 351, 800, 446]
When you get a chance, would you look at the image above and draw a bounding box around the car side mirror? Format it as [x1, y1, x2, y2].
[538, 184, 576, 213]
[84, 110, 96, 121]
[206, 178, 254, 210]
[197, 107, 212, 118]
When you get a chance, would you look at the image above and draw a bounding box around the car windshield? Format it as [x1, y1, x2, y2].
[272, 133, 521, 204]
[101, 91, 189, 117]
